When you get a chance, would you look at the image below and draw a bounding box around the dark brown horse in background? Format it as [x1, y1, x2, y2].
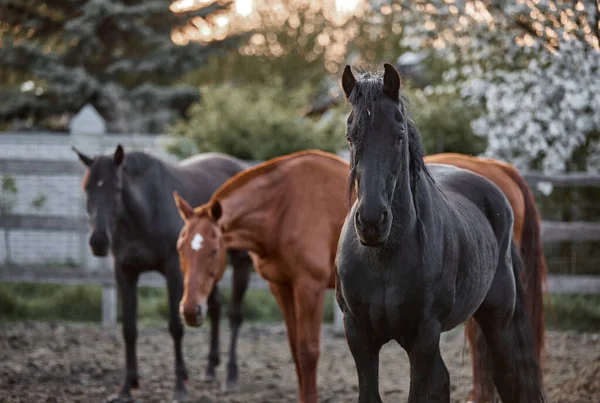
[73, 145, 254, 402]
[172, 149, 546, 402]
[425, 152, 548, 403]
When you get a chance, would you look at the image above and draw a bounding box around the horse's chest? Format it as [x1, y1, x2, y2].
[113, 238, 161, 271]
[253, 257, 290, 284]
[338, 264, 425, 336]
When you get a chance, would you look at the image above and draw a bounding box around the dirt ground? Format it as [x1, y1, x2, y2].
[1, 321, 598, 403]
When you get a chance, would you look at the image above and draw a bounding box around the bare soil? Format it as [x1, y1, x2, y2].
[1, 321, 598, 402]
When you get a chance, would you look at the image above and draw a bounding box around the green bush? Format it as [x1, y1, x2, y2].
[3, 283, 600, 333]
[406, 86, 486, 156]
[545, 294, 600, 332]
[0, 283, 102, 322]
[0, 283, 338, 325]
[166, 78, 347, 161]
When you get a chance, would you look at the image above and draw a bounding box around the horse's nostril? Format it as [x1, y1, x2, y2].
[356, 211, 362, 226]
[381, 210, 388, 225]
[195, 304, 203, 318]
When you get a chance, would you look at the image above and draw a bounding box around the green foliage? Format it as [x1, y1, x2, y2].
[0, 175, 18, 215]
[0, 0, 241, 132]
[3, 283, 600, 333]
[166, 79, 348, 161]
[545, 294, 600, 333]
[0, 283, 337, 325]
[31, 193, 47, 209]
[0, 283, 102, 322]
[407, 86, 486, 156]
[2, 175, 17, 193]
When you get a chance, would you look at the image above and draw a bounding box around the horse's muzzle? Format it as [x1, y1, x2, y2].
[89, 231, 110, 256]
[354, 205, 391, 246]
[180, 303, 204, 327]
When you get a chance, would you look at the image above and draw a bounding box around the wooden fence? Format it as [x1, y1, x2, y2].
[2, 160, 600, 331]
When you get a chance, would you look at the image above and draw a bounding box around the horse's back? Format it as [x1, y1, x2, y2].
[171, 153, 248, 205]
[176, 152, 248, 178]
[425, 154, 525, 235]
[428, 163, 513, 219]
[427, 163, 515, 259]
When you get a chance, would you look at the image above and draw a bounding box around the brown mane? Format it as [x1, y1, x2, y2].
[208, 149, 349, 203]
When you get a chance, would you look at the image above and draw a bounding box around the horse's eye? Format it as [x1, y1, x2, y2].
[211, 249, 217, 256]
[396, 136, 403, 145]
[346, 135, 352, 144]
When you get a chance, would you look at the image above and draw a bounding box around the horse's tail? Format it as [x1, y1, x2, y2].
[508, 241, 547, 402]
[499, 164, 547, 364]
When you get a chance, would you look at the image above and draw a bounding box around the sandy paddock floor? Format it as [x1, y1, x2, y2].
[1, 321, 598, 402]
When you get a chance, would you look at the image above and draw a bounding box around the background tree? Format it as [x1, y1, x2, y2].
[0, 0, 244, 132]
[172, 0, 483, 159]
[399, 0, 600, 173]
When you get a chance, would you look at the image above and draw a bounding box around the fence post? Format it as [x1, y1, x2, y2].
[102, 284, 117, 328]
[99, 253, 117, 328]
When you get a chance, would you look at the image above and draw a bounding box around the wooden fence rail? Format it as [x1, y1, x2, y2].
[3, 214, 600, 244]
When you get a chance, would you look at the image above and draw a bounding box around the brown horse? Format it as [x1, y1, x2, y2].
[174, 150, 348, 403]
[173, 150, 546, 403]
[424, 152, 548, 403]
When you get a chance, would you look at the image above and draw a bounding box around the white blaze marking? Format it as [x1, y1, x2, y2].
[367, 109, 371, 116]
[191, 233, 204, 250]
[97, 180, 104, 187]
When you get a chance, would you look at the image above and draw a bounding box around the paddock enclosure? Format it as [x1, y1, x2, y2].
[1, 321, 598, 403]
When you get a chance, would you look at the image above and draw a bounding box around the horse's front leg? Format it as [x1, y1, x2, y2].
[114, 269, 139, 401]
[224, 250, 252, 392]
[165, 261, 189, 401]
[406, 321, 449, 403]
[338, 295, 383, 403]
[204, 284, 221, 382]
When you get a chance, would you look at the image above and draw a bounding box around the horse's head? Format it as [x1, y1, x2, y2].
[72, 144, 125, 257]
[173, 192, 227, 327]
[341, 63, 410, 246]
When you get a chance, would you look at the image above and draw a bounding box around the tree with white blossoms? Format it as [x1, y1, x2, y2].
[461, 39, 600, 174]
[396, 0, 600, 173]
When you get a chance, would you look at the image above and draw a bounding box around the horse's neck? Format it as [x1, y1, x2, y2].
[389, 168, 427, 244]
[219, 176, 284, 254]
[114, 167, 162, 240]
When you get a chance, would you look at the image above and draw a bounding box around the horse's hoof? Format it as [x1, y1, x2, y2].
[222, 380, 239, 393]
[102, 394, 136, 403]
[172, 388, 190, 403]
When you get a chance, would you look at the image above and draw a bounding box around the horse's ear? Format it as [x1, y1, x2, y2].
[114, 144, 125, 166]
[383, 63, 401, 101]
[209, 200, 222, 221]
[341, 65, 357, 99]
[173, 191, 194, 220]
[71, 146, 93, 167]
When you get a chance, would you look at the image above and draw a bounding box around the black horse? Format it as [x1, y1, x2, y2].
[335, 64, 545, 403]
[72, 145, 253, 402]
